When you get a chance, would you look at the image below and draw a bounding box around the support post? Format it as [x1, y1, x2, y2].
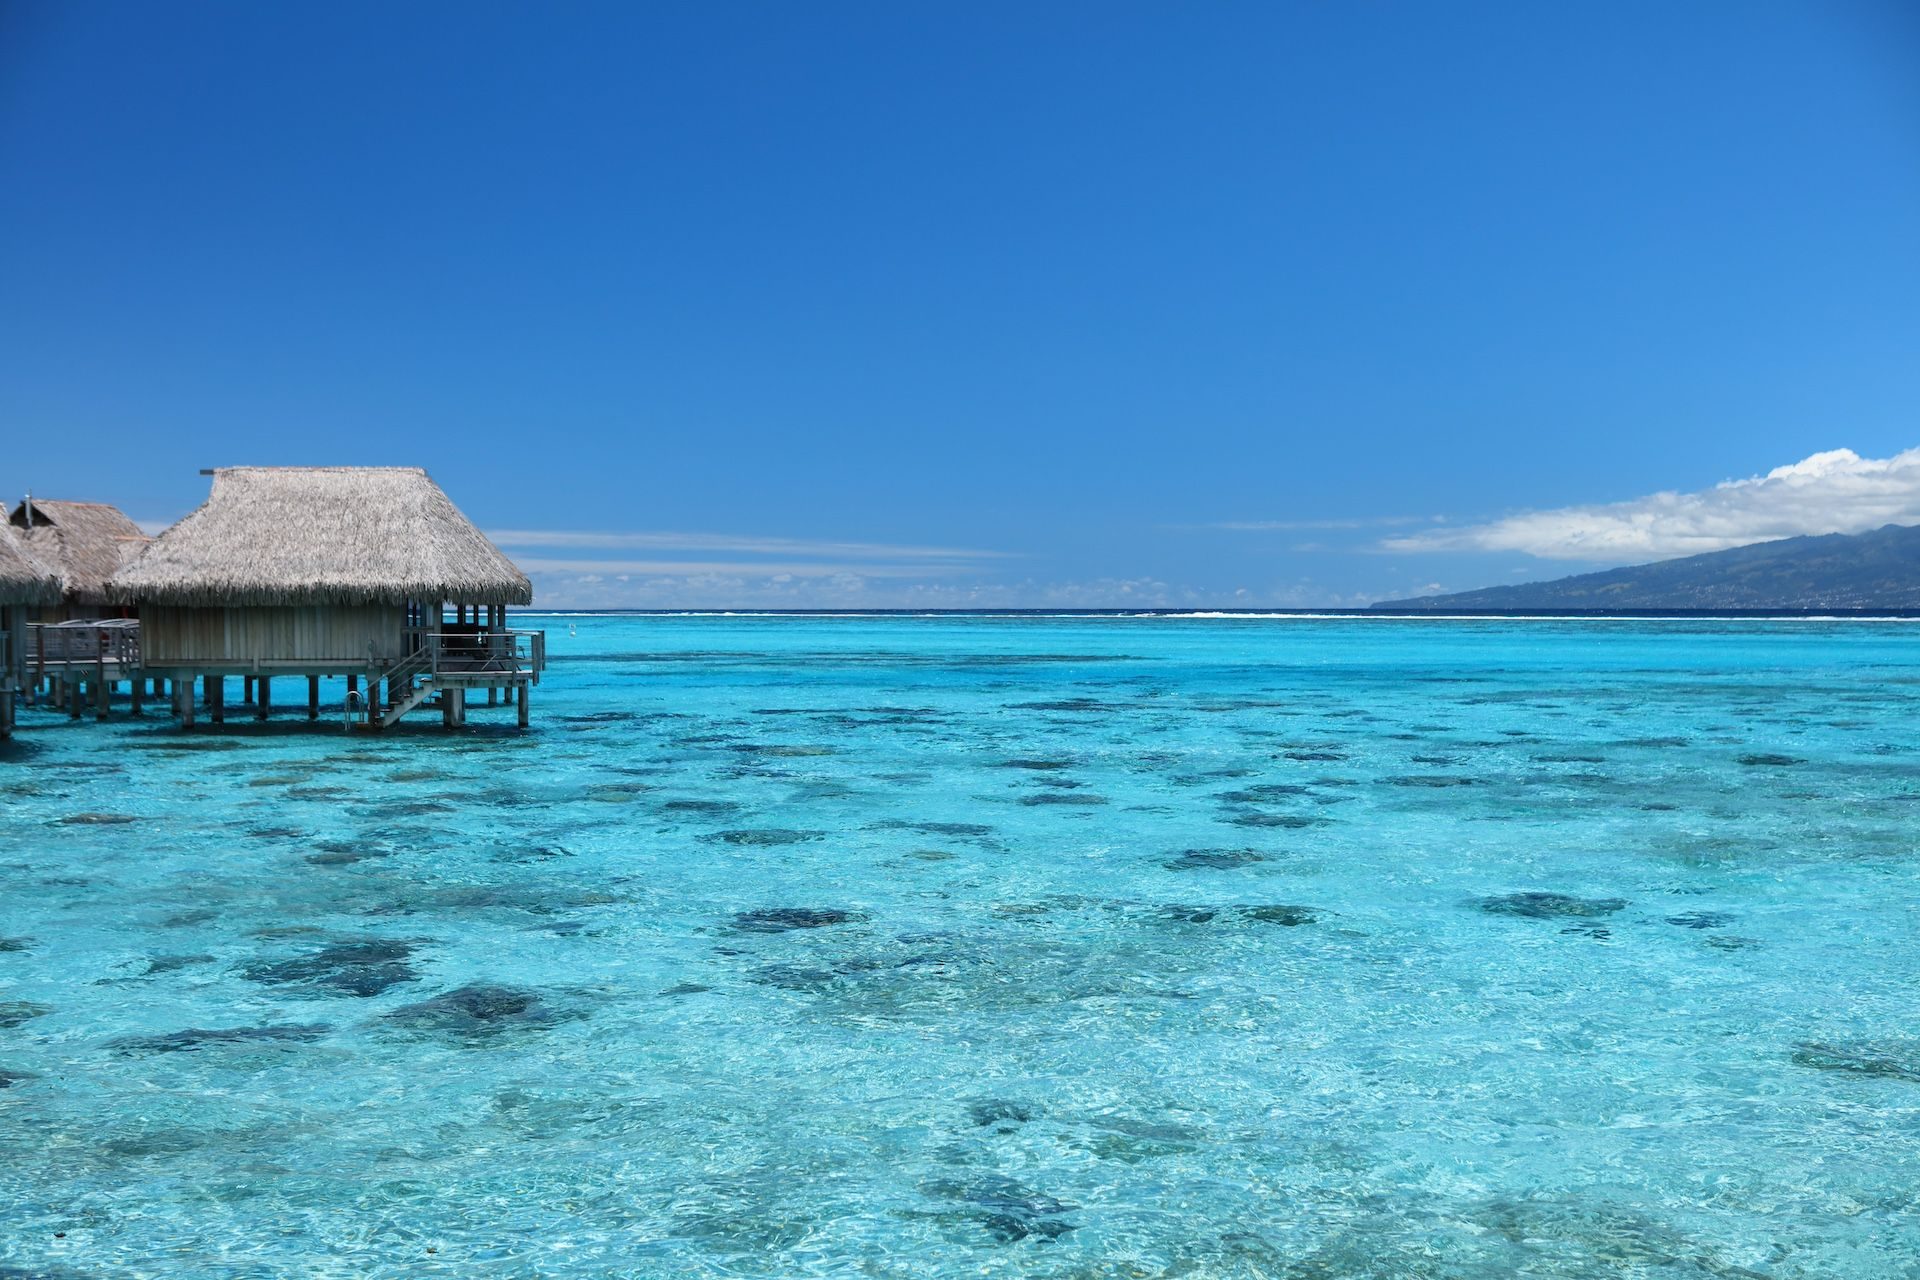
[308, 675, 320, 720]
[70, 679, 82, 720]
[209, 675, 224, 724]
[95, 668, 109, 721]
[181, 676, 195, 728]
[517, 683, 528, 729]
[1, 688, 13, 740]
[130, 676, 143, 716]
[256, 676, 270, 721]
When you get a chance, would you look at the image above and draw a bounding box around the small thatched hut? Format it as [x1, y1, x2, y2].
[109, 466, 542, 729]
[9, 498, 151, 622]
[0, 514, 61, 738]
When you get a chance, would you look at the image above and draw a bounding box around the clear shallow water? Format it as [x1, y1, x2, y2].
[2, 615, 1919, 1278]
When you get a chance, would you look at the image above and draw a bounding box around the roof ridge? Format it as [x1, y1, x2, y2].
[214, 465, 429, 474]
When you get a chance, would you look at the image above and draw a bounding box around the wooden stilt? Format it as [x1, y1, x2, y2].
[1, 689, 14, 740]
[95, 668, 109, 721]
[209, 675, 224, 724]
[517, 683, 528, 729]
[69, 679, 82, 719]
[256, 676, 271, 721]
[130, 677, 143, 716]
[181, 677, 195, 728]
[308, 675, 320, 720]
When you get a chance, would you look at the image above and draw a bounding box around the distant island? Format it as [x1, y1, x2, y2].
[1373, 523, 1920, 611]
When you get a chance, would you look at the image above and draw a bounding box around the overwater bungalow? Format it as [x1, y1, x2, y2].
[108, 466, 543, 730]
[10, 497, 150, 623]
[10, 497, 152, 713]
[0, 515, 61, 739]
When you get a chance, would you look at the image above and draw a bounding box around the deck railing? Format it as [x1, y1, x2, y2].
[398, 628, 545, 682]
[28, 621, 142, 672]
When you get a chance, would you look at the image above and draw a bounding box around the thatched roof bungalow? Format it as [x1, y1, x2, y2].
[0, 518, 61, 610]
[9, 498, 150, 620]
[0, 513, 60, 737]
[111, 467, 531, 610]
[109, 467, 540, 728]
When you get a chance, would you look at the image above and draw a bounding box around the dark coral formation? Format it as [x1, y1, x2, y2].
[242, 939, 421, 997]
[1475, 892, 1626, 919]
[731, 908, 865, 933]
[109, 1024, 331, 1053]
[383, 985, 571, 1037]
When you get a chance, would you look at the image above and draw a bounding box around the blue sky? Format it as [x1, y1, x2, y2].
[3, 1, 1917, 607]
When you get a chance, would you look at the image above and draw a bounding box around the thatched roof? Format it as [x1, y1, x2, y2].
[0, 509, 61, 606]
[108, 467, 533, 608]
[9, 498, 150, 605]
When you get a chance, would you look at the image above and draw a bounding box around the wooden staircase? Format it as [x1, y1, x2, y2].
[351, 628, 544, 731]
[375, 647, 436, 729]
[379, 675, 440, 729]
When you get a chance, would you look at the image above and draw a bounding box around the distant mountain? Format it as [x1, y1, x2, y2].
[1373, 523, 1920, 612]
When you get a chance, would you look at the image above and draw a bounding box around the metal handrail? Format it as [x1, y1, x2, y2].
[402, 630, 543, 678]
[385, 647, 434, 684]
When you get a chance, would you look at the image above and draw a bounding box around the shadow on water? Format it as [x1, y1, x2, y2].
[68, 718, 542, 745]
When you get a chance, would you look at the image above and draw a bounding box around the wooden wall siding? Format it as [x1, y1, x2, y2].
[143, 606, 406, 668]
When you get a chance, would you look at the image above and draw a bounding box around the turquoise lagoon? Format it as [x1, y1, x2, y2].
[2, 615, 1918, 1278]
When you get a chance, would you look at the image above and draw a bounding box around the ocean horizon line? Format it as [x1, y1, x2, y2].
[515, 607, 1920, 621]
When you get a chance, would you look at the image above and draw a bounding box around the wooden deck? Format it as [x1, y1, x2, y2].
[28, 619, 142, 675]
[11, 618, 548, 733]
[367, 629, 545, 729]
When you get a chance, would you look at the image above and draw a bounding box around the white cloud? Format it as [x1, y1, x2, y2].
[1383, 447, 1920, 562]
[515, 557, 970, 580]
[498, 528, 1021, 605]
[487, 529, 1013, 561]
[1208, 516, 1440, 532]
[524, 570, 1234, 611]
